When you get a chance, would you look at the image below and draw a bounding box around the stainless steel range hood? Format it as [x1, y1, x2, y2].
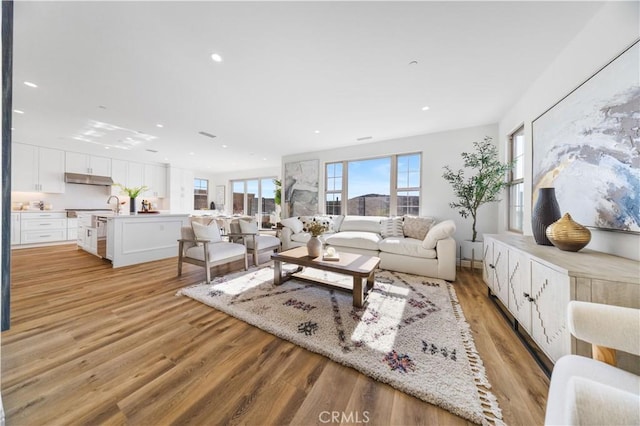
[64, 172, 113, 186]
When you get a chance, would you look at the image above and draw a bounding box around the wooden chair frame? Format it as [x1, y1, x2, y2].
[227, 232, 280, 266]
[177, 238, 248, 284]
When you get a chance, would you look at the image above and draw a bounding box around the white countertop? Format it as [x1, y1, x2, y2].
[106, 212, 190, 219]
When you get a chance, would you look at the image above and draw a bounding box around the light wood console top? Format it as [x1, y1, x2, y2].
[485, 234, 639, 284]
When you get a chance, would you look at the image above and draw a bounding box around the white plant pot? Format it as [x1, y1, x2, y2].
[461, 240, 483, 261]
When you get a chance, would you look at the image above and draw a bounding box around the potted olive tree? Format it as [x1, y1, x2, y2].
[442, 136, 514, 260]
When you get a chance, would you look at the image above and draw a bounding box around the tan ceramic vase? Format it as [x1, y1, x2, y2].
[545, 213, 591, 252]
[306, 236, 323, 258]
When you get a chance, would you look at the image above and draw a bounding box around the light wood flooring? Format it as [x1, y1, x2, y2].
[2, 244, 549, 425]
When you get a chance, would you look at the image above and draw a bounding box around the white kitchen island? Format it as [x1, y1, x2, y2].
[105, 213, 190, 268]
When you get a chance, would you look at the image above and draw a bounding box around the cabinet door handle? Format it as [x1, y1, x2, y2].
[523, 292, 535, 302]
[489, 264, 495, 269]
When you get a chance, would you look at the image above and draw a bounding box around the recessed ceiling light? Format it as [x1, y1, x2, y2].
[314, 130, 320, 134]
[189, 152, 195, 155]
[263, 158, 267, 161]
[211, 53, 223, 63]
[421, 106, 430, 111]
[13, 109, 24, 114]
[104, 147, 110, 150]
[164, 157, 169, 161]
[24, 81, 38, 88]
[222, 144, 228, 148]
[156, 124, 163, 128]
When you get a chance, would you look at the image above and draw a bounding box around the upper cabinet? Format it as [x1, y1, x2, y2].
[143, 164, 167, 198]
[111, 160, 165, 198]
[110, 159, 128, 196]
[12, 143, 65, 193]
[169, 167, 194, 212]
[65, 152, 111, 176]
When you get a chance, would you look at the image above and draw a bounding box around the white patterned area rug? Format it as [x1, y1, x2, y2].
[177, 266, 504, 425]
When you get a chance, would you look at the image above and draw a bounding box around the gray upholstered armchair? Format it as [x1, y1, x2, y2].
[177, 225, 247, 284]
[228, 218, 280, 266]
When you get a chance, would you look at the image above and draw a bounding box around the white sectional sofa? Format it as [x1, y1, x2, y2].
[279, 215, 456, 281]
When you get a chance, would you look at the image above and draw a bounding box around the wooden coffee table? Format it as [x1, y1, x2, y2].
[271, 246, 381, 308]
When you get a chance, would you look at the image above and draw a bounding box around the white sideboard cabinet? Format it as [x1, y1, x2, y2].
[483, 234, 639, 374]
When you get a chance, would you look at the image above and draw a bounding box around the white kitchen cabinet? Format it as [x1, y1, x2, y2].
[111, 159, 128, 195]
[67, 218, 78, 241]
[169, 167, 194, 213]
[144, 164, 167, 198]
[65, 152, 111, 176]
[12, 143, 65, 193]
[128, 162, 145, 189]
[11, 213, 21, 245]
[20, 212, 67, 244]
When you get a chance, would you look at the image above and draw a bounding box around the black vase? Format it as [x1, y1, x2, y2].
[532, 188, 561, 245]
[130, 197, 136, 214]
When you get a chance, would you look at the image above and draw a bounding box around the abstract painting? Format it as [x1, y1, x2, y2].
[532, 41, 639, 233]
[284, 159, 319, 217]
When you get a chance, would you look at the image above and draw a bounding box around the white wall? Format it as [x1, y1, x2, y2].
[498, 1, 640, 261]
[282, 123, 499, 245]
[11, 184, 114, 211]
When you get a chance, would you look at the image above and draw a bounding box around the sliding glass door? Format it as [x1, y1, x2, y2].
[231, 177, 277, 228]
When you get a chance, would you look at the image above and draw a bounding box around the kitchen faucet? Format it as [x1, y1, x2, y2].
[107, 195, 121, 214]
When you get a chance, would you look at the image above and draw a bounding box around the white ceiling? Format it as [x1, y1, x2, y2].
[11, 1, 605, 174]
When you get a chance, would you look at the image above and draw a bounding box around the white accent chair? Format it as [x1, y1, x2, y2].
[545, 301, 640, 425]
[178, 225, 247, 284]
[229, 218, 280, 266]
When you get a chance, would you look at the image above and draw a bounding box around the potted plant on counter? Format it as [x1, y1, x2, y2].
[114, 183, 148, 214]
[442, 136, 514, 260]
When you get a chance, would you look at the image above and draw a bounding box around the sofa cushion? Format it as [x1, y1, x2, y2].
[422, 219, 456, 249]
[291, 232, 311, 243]
[185, 241, 245, 262]
[339, 216, 385, 233]
[245, 234, 280, 250]
[314, 215, 343, 233]
[281, 217, 304, 234]
[192, 221, 222, 244]
[403, 215, 436, 240]
[379, 237, 437, 259]
[239, 220, 258, 234]
[324, 231, 382, 251]
[380, 217, 404, 238]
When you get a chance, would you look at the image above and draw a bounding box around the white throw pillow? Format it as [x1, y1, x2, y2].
[192, 221, 222, 244]
[422, 220, 456, 249]
[380, 217, 404, 238]
[281, 217, 304, 234]
[239, 220, 259, 234]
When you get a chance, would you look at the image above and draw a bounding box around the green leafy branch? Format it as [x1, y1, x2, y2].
[442, 136, 514, 242]
[113, 183, 149, 198]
